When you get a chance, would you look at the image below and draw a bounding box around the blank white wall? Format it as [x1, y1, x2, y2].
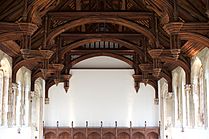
[44, 57, 159, 127]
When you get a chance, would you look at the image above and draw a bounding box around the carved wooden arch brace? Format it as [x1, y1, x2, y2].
[179, 32, 209, 48]
[12, 58, 41, 82]
[60, 38, 145, 59]
[70, 52, 134, 67]
[46, 16, 156, 46]
[45, 79, 55, 99]
[147, 80, 158, 99]
[162, 58, 191, 85]
[160, 72, 172, 93]
[164, 22, 209, 48]
[0, 32, 23, 42]
[144, 0, 174, 24]
[31, 72, 44, 91]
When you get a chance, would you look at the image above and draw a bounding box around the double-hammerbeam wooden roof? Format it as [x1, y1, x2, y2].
[0, 0, 209, 98]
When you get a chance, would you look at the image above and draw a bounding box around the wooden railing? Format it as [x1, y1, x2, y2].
[44, 121, 160, 139]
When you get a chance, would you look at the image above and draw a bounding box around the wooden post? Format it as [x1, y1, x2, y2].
[130, 121, 132, 139]
[56, 121, 59, 137]
[86, 121, 88, 139]
[115, 121, 118, 139]
[71, 121, 74, 139]
[100, 121, 103, 139]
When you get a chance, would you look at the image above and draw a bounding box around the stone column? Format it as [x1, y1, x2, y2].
[0, 72, 3, 126]
[29, 91, 35, 127]
[39, 96, 44, 139]
[16, 83, 21, 126]
[185, 84, 194, 127]
[20, 82, 25, 126]
[24, 86, 31, 126]
[2, 76, 9, 126]
[7, 79, 14, 127]
[160, 90, 165, 139]
[165, 92, 174, 139]
[12, 83, 18, 126]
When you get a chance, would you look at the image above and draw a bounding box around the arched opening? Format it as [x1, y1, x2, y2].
[133, 132, 145, 139]
[45, 56, 159, 127]
[45, 132, 56, 139]
[118, 132, 130, 139]
[147, 132, 158, 139]
[103, 132, 115, 139]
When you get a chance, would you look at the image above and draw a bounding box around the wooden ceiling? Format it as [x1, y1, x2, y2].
[0, 0, 209, 98]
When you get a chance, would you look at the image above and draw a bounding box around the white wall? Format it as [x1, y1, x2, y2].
[171, 128, 209, 139]
[44, 56, 159, 127]
[0, 127, 31, 139]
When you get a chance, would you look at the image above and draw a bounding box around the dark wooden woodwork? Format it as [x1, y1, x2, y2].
[0, 0, 208, 97]
[44, 127, 159, 139]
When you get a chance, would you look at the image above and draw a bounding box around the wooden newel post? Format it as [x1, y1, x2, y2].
[56, 121, 59, 137]
[57, 121, 59, 127]
[101, 121, 103, 139]
[86, 121, 88, 139]
[130, 121, 132, 139]
[115, 121, 118, 139]
[71, 121, 74, 139]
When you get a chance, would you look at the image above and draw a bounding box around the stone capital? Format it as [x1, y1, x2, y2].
[184, 84, 192, 92]
[154, 98, 159, 105]
[45, 98, 49, 104]
[165, 92, 174, 99]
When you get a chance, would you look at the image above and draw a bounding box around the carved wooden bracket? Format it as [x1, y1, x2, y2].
[132, 74, 155, 92]
[148, 49, 181, 60]
[20, 49, 54, 60]
[163, 22, 209, 34]
[18, 23, 38, 35]
[132, 74, 141, 92]
[63, 74, 72, 93]
[0, 22, 38, 35]
[41, 64, 64, 80]
[139, 62, 162, 78]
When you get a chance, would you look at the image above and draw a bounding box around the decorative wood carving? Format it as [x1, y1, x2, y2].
[1, 0, 208, 103]
[44, 126, 159, 139]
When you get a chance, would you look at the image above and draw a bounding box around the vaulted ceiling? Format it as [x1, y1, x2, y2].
[0, 0, 209, 98]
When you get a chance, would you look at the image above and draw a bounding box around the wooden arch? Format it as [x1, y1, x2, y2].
[47, 16, 156, 45]
[160, 72, 172, 93]
[71, 52, 133, 67]
[147, 80, 158, 99]
[60, 38, 144, 59]
[12, 58, 40, 82]
[179, 32, 209, 48]
[162, 58, 191, 84]
[0, 32, 22, 42]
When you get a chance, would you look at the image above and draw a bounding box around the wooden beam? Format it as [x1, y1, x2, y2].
[47, 11, 153, 18]
[60, 33, 144, 40]
[69, 49, 135, 55]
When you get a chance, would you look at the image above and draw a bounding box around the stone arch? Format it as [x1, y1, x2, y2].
[0, 57, 12, 78]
